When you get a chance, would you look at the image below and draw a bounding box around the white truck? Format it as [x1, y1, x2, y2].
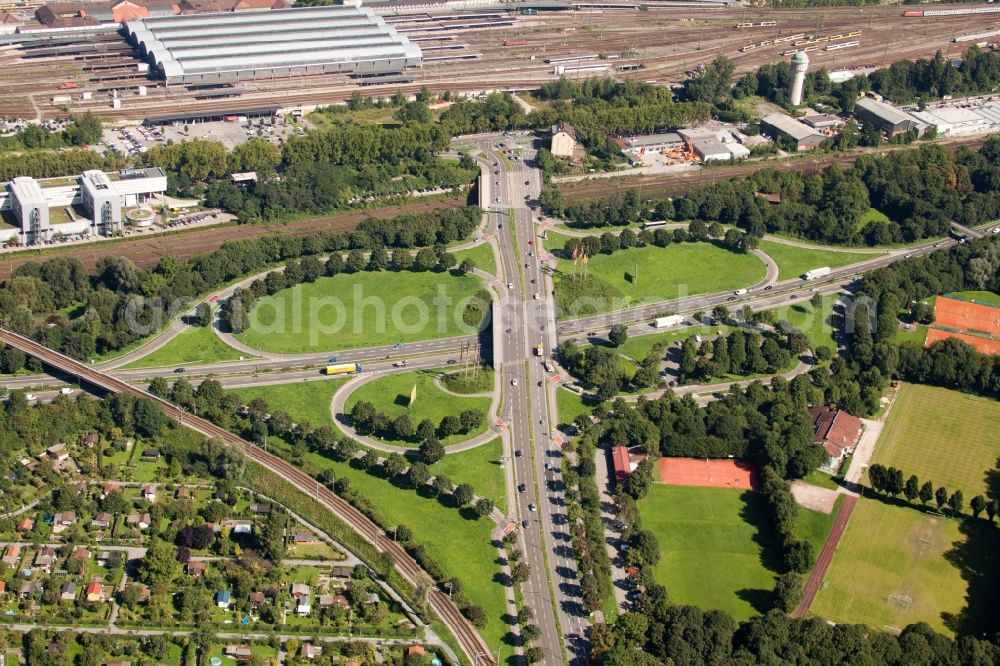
[654, 315, 684, 328]
[804, 266, 831, 281]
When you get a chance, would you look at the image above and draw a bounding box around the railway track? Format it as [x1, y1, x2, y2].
[0, 327, 495, 666]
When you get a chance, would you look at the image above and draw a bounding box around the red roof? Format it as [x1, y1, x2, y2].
[407, 646, 426, 656]
[808, 406, 862, 457]
[86, 582, 102, 595]
[612, 446, 632, 482]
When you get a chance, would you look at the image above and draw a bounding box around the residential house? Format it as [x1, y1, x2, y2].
[250, 503, 271, 515]
[46, 443, 69, 461]
[53, 511, 76, 532]
[248, 591, 265, 610]
[292, 531, 314, 544]
[216, 589, 231, 609]
[365, 592, 380, 606]
[102, 482, 119, 497]
[175, 487, 192, 499]
[82, 433, 99, 448]
[0, 580, 6, 594]
[141, 485, 156, 502]
[808, 405, 863, 468]
[225, 520, 252, 534]
[318, 594, 336, 609]
[329, 594, 349, 610]
[223, 645, 253, 661]
[70, 547, 91, 561]
[611, 446, 646, 485]
[91, 512, 112, 529]
[126, 513, 151, 530]
[19, 457, 38, 472]
[135, 584, 151, 603]
[141, 448, 159, 460]
[330, 566, 354, 579]
[301, 643, 323, 660]
[2, 545, 21, 567]
[106, 661, 132, 666]
[408, 645, 426, 657]
[34, 547, 56, 571]
[291, 583, 311, 616]
[16, 517, 34, 532]
[550, 121, 579, 160]
[20, 580, 42, 598]
[60, 582, 77, 602]
[187, 561, 206, 577]
[86, 582, 104, 602]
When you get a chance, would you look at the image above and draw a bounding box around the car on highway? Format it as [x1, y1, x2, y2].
[511, 378, 518, 386]
[393, 343, 404, 350]
[518, 483, 526, 493]
[447, 359, 457, 365]
[525, 180, 530, 186]
[329, 356, 338, 362]
[507, 282, 513, 289]
[174, 368, 186, 373]
[532, 293, 539, 300]
[727, 296, 736, 302]
[26, 393, 37, 401]
[59, 387, 73, 395]
[764, 285, 774, 291]
[522, 520, 530, 528]
[515, 450, 522, 457]
[495, 196, 500, 203]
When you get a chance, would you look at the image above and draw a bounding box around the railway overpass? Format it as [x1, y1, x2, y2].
[0, 326, 495, 666]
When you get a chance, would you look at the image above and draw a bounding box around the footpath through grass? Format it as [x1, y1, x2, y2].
[871, 383, 1000, 500]
[757, 240, 882, 282]
[637, 485, 779, 621]
[345, 368, 492, 446]
[234, 270, 485, 354]
[122, 325, 248, 369]
[551, 241, 766, 318]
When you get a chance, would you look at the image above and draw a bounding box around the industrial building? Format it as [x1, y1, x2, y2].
[1, 168, 166, 245]
[616, 132, 684, 153]
[853, 97, 926, 136]
[760, 113, 826, 151]
[123, 6, 422, 85]
[910, 104, 1000, 137]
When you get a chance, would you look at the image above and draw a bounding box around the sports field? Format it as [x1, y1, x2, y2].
[637, 485, 778, 621]
[234, 270, 485, 353]
[552, 242, 766, 317]
[810, 498, 977, 635]
[757, 240, 880, 282]
[871, 383, 1000, 499]
[344, 368, 492, 446]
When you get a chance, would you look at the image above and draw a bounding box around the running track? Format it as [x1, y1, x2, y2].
[792, 494, 858, 619]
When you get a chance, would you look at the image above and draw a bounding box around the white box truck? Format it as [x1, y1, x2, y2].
[654, 315, 684, 328]
[804, 266, 831, 281]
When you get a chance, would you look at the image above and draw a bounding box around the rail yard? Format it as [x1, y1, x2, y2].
[0, 3, 998, 121]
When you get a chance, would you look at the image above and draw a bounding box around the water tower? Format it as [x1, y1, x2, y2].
[789, 50, 809, 107]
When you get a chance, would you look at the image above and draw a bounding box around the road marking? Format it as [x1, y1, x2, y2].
[549, 374, 561, 384]
[495, 418, 508, 430]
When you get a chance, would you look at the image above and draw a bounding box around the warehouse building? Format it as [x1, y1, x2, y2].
[853, 97, 926, 136]
[0, 168, 166, 245]
[760, 113, 826, 151]
[123, 6, 422, 85]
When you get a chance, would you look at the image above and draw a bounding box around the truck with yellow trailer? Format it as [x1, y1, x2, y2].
[325, 362, 362, 376]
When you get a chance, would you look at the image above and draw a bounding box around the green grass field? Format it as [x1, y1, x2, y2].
[810, 498, 989, 635]
[433, 437, 506, 513]
[794, 495, 843, 556]
[122, 325, 248, 369]
[858, 207, 891, 229]
[234, 270, 485, 353]
[555, 388, 595, 428]
[552, 241, 766, 318]
[771, 295, 836, 352]
[871, 383, 1000, 499]
[757, 240, 881, 282]
[613, 324, 735, 363]
[454, 241, 497, 276]
[637, 485, 779, 621]
[344, 368, 492, 446]
[224, 378, 350, 428]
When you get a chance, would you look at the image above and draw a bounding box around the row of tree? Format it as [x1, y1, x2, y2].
[349, 400, 485, 445]
[0, 206, 479, 362]
[867, 463, 999, 520]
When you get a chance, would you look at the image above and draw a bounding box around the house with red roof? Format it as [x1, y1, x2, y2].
[808, 405, 863, 468]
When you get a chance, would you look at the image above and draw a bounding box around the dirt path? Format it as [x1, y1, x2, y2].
[791, 494, 858, 619]
[1, 197, 464, 275]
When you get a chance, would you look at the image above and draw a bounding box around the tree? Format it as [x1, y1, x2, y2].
[136, 539, 180, 587]
[419, 437, 445, 464]
[774, 573, 803, 612]
[987, 499, 998, 522]
[459, 409, 484, 432]
[632, 530, 660, 566]
[474, 498, 494, 517]
[904, 475, 919, 503]
[432, 474, 453, 498]
[258, 511, 286, 563]
[414, 248, 438, 271]
[439, 415, 461, 437]
[935, 486, 948, 510]
[918, 481, 934, 505]
[947, 489, 964, 516]
[784, 540, 814, 574]
[407, 462, 430, 488]
[201, 438, 245, 480]
[417, 418, 437, 442]
[524, 647, 544, 664]
[510, 561, 530, 584]
[384, 453, 407, 478]
[624, 459, 654, 500]
[608, 324, 629, 347]
[392, 414, 413, 440]
[521, 623, 541, 643]
[970, 494, 987, 518]
[453, 483, 474, 507]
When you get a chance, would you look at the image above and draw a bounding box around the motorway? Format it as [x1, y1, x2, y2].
[465, 136, 585, 664]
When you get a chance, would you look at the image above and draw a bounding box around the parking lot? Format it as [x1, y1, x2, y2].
[157, 115, 302, 150]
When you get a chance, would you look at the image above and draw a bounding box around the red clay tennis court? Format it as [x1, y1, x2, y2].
[658, 457, 760, 490]
[933, 296, 1000, 338]
[925, 327, 1000, 355]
